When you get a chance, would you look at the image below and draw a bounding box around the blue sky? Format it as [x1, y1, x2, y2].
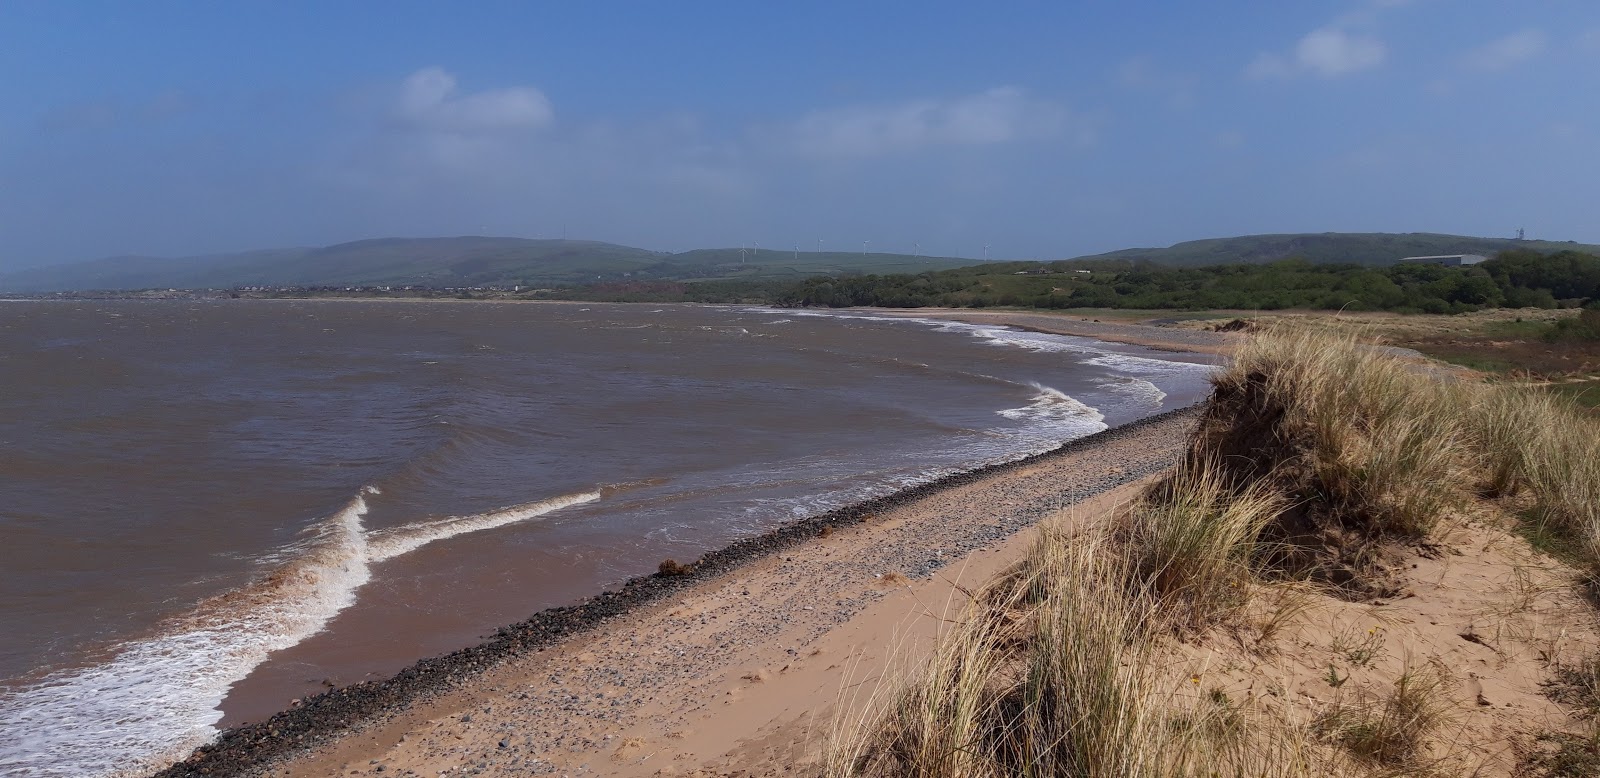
[1, 1, 1597, 269]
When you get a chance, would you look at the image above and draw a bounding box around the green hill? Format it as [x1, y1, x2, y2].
[0, 237, 978, 292]
[1070, 232, 1600, 267]
[7, 232, 1598, 293]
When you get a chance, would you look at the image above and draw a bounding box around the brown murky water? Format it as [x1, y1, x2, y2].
[0, 299, 1214, 775]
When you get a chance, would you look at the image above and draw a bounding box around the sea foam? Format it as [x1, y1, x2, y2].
[0, 488, 598, 778]
[997, 382, 1107, 430]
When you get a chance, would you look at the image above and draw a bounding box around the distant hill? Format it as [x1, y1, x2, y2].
[6, 232, 1599, 293]
[1067, 232, 1600, 267]
[0, 237, 980, 292]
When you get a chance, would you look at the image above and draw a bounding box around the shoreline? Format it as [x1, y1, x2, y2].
[863, 307, 1237, 356]
[152, 404, 1204, 778]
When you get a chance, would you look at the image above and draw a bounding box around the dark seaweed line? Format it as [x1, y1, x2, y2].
[152, 404, 1202, 777]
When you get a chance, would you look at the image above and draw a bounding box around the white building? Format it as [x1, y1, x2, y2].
[1398, 254, 1488, 267]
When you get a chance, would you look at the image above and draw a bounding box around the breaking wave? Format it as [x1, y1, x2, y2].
[996, 383, 1109, 438]
[1098, 376, 1167, 406]
[0, 488, 598, 778]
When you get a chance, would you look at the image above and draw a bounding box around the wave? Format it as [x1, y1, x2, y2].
[1098, 376, 1168, 406]
[0, 488, 598, 778]
[367, 491, 600, 562]
[750, 308, 1213, 380]
[996, 383, 1109, 438]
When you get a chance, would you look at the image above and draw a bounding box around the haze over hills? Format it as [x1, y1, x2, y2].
[0, 237, 979, 292]
[4, 232, 1598, 293]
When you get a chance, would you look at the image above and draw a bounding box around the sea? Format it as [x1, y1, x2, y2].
[0, 299, 1216, 776]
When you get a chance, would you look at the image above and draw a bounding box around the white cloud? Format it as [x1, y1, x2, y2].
[781, 87, 1073, 158]
[1464, 29, 1547, 71]
[1297, 28, 1387, 76]
[397, 67, 553, 132]
[1248, 26, 1386, 80]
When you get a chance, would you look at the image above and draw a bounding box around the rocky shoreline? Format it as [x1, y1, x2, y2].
[152, 404, 1202, 778]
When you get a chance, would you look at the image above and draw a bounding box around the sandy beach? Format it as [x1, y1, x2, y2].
[154, 403, 1203, 777]
[146, 314, 1222, 778]
[239, 413, 1193, 778]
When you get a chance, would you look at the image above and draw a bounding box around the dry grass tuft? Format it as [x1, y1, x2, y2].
[829, 467, 1358, 777]
[1547, 653, 1600, 718]
[657, 558, 693, 577]
[1314, 664, 1453, 767]
[1122, 465, 1283, 629]
[1203, 329, 1468, 541]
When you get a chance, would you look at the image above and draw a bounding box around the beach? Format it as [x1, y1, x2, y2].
[2, 301, 1225, 778]
[0, 307, 1209, 774]
[164, 407, 1200, 778]
[147, 303, 1232, 777]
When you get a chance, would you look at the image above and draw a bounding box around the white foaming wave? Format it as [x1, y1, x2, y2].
[749, 308, 1211, 376]
[0, 486, 598, 778]
[1083, 351, 1211, 377]
[367, 491, 600, 562]
[996, 382, 1109, 437]
[1098, 376, 1168, 406]
[0, 494, 373, 778]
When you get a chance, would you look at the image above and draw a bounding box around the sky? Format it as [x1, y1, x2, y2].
[1, 1, 1597, 270]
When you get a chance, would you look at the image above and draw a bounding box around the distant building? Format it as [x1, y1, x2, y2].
[1398, 254, 1488, 267]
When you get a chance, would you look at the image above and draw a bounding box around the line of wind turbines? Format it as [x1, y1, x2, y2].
[735, 240, 992, 263]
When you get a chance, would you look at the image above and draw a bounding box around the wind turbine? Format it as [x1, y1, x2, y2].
[793, 244, 799, 261]
[862, 240, 869, 256]
[913, 242, 920, 258]
[817, 238, 823, 255]
[983, 243, 990, 261]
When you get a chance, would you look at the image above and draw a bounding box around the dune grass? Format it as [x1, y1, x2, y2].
[829, 327, 1600, 777]
[829, 513, 1357, 778]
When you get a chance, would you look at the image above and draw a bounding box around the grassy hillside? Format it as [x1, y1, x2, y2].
[1073, 232, 1600, 267]
[0, 237, 978, 292]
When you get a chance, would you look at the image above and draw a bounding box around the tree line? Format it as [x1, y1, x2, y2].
[768, 249, 1600, 314]
[536, 249, 1600, 315]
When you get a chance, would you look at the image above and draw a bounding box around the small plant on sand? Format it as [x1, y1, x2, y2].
[1546, 653, 1600, 718]
[1252, 583, 1317, 649]
[1315, 664, 1452, 767]
[1329, 624, 1387, 668]
[657, 558, 693, 576]
[1324, 664, 1349, 689]
[1520, 730, 1600, 778]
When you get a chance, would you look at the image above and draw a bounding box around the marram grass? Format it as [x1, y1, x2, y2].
[829, 328, 1600, 777]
